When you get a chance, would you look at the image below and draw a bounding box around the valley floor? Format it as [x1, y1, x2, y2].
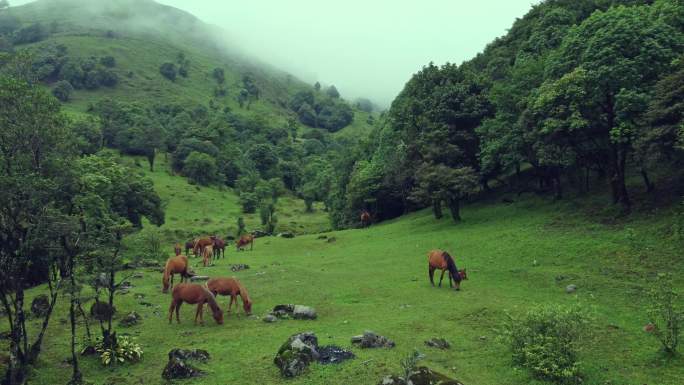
[5, 192, 684, 385]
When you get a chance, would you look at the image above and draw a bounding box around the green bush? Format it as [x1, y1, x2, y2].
[159, 62, 176, 81]
[239, 192, 258, 214]
[52, 80, 73, 102]
[92, 336, 143, 366]
[184, 151, 218, 186]
[499, 304, 590, 384]
[646, 273, 683, 355]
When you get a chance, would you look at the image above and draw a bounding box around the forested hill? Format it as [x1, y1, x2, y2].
[0, 0, 378, 216]
[325, 0, 684, 228]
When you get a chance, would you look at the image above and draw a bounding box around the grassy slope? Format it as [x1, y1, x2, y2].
[120, 155, 331, 237]
[11, 0, 375, 135]
[10, 177, 683, 385]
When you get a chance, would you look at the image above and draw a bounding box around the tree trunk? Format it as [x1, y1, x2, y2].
[640, 168, 654, 192]
[611, 147, 631, 212]
[147, 150, 155, 172]
[447, 197, 461, 222]
[432, 199, 443, 219]
[68, 256, 82, 385]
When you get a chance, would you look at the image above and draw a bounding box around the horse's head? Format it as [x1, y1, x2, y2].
[212, 307, 224, 325]
[459, 268, 467, 280]
[243, 299, 253, 315]
[452, 269, 467, 291]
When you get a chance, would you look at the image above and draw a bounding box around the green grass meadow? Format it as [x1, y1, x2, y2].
[9, 173, 684, 385]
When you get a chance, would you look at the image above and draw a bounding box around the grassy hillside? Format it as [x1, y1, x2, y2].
[10, 176, 684, 385]
[119, 154, 331, 237]
[8, 0, 375, 134]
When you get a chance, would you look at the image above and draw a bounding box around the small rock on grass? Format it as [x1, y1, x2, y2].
[566, 284, 578, 294]
[424, 338, 450, 350]
[351, 331, 395, 349]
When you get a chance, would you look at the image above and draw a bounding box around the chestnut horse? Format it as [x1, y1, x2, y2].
[206, 277, 252, 316]
[428, 249, 467, 290]
[236, 234, 254, 251]
[173, 243, 182, 256]
[162, 255, 191, 293]
[168, 283, 223, 325]
[202, 244, 214, 267]
[360, 210, 371, 227]
[212, 237, 226, 259]
[193, 237, 213, 256]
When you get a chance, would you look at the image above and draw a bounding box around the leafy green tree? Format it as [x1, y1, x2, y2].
[184, 151, 219, 185]
[52, 80, 73, 101]
[70, 117, 103, 155]
[326, 85, 340, 98]
[290, 90, 314, 111]
[297, 102, 317, 127]
[314, 81, 321, 91]
[239, 192, 258, 213]
[0, 72, 71, 384]
[159, 62, 176, 81]
[248, 143, 278, 178]
[317, 99, 354, 131]
[541, 4, 681, 210]
[411, 164, 479, 221]
[12, 23, 47, 44]
[212, 67, 225, 84]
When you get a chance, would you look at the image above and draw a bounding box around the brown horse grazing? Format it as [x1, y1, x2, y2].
[236, 234, 254, 251]
[202, 244, 214, 267]
[193, 237, 213, 256]
[206, 277, 252, 316]
[212, 237, 226, 259]
[173, 243, 182, 256]
[168, 283, 224, 325]
[162, 255, 191, 293]
[360, 210, 371, 227]
[428, 249, 467, 290]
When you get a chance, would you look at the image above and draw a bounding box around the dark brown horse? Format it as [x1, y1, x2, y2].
[184, 240, 195, 256]
[360, 210, 371, 227]
[168, 283, 223, 325]
[206, 277, 252, 316]
[212, 237, 226, 259]
[162, 255, 191, 293]
[236, 234, 254, 251]
[173, 243, 182, 256]
[428, 249, 467, 290]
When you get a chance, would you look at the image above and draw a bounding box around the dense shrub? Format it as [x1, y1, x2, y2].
[91, 336, 143, 366]
[212, 67, 225, 84]
[52, 80, 73, 102]
[159, 62, 176, 81]
[184, 151, 218, 185]
[12, 23, 47, 44]
[317, 100, 353, 132]
[499, 304, 590, 384]
[100, 56, 116, 68]
[646, 273, 683, 355]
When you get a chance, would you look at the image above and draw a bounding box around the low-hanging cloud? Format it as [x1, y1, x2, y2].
[11, 0, 539, 108]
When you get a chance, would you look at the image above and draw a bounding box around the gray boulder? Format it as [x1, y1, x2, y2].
[293, 305, 317, 320]
[230, 264, 250, 272]
[378, 366, 464, 385]
[90, 301, 116, 321]
[274, 332, 319, 377]
[263, 314, 278, 323]
[566, 284, 578, 294]
[190, 275, 210, 282]
[161, 349, 209, 380]
[119, 311, 142, 327]
[351, 331, 395, 349]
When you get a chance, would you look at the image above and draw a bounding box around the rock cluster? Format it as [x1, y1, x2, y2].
[351, 331, 395, 349]
[161, 349, 210, 380]
[269, 304, 317, 320]
[119, 311, 142, 327]
[274, 332, 354, 377]
[378, 366, 464, 385]
[30, 295, 50, 318]
[424, 338, 450, 350]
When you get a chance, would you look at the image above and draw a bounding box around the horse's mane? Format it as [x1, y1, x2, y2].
[443, 251, 462, 282]
[237, 280, 251, 305]
[201, 286, 220, 312]
[162, 258, 171, 287]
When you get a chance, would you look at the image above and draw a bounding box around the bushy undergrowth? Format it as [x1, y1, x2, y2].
[646, 273, 682, 356]
[500, 304, 590, 384]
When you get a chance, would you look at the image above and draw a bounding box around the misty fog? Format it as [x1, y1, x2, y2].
[10, 0, 540, 107]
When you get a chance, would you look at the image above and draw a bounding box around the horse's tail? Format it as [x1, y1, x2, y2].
[162, 259, 170, 292]
[444, 252, 461, 282]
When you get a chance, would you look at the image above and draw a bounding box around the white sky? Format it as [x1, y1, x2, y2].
[10, 0, 540, 107]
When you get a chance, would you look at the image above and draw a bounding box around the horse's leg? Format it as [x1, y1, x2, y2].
[448, 272, 453, 288]
[195, 303, 203, 325]
[168, 300, 175, 324]
[439, 270, 446, 287]
[175, 302, 181, 324]
[228, 295, 234, 313]
[429, 266, 435, 286]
